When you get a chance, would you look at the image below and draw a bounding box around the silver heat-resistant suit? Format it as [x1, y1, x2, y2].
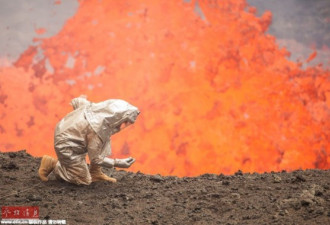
[52, 96, 139, 185]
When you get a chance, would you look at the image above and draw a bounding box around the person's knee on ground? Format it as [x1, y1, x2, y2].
[38, 155, 58, 182]
[89, 163, 117, 183]
[52, 155, 92, 185]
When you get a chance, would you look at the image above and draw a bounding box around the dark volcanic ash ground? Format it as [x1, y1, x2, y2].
[0, 150, 329, 225]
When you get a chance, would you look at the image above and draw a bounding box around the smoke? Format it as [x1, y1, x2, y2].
[0, 0, 78, 63]
[248, 0, 330, 68]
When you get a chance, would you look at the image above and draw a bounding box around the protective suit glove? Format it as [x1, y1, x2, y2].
[114, 157, 135, 168]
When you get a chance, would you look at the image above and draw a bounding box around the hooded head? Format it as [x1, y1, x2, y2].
[84, 99, 140, 143]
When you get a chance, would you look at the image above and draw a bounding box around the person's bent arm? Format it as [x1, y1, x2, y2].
[87, 130, 135, 169]
[87, 130, 115, 168]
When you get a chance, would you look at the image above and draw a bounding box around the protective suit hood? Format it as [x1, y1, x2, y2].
[84, 99, 140, 143]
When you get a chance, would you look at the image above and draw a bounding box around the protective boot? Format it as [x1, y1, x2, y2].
[38, 155, 58, 182]
[90, 164, 117, 183]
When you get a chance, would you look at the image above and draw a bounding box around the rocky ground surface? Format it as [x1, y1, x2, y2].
[0, 150, 329, 225]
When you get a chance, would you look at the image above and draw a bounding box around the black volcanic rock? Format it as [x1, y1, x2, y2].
[0, 150, 329, 225]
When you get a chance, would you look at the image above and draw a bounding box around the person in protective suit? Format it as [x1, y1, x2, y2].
[38, 96, 140, 185]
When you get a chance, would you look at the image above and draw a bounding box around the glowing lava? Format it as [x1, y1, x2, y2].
[0, 0, 329, 176]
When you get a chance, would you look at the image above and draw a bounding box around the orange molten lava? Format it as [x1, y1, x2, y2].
[0, 0, 329, 176]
